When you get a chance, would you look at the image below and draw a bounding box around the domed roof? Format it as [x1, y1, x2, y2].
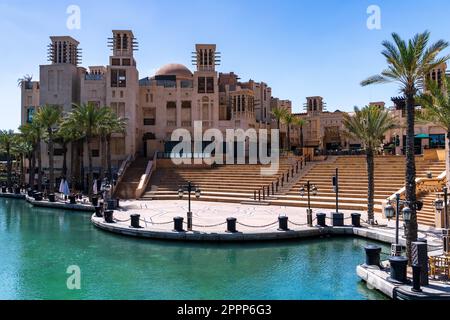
[155, 63, 193, 79]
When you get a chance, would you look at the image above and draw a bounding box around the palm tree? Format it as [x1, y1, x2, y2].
[282, 113, 296, 151]
[69, 103, 109, 197]
[293, 116, 306, 151]
[97, 109, 127, 182]
[417, 76, 450, 183]
[18, 123, 38, 188]
[35, 105, 62, 193]
[0, 130, 16, 188]
[17, 74, 33, 88]
[361, 31, 449, 264]
[57, 119, 82, 179]
[12, 136, 33, 186]
[272, 107, 289, 149]
[343, 106, 396, 224]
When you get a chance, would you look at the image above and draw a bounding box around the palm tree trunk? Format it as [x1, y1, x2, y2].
[20, 154, 25, 186]
[107, 135, 113, 182]
[48, 130, 55, 193]
[287, 126, 291, 151]
[87, 135, 94, 198]
[80, 140, 85, 193]
[6, 145, 11, 188]
[37, 138, 43, 192]
[100, 135, 107, 180]
[300, 125, 304, 149]
[29, 150, 35, 188]
[366, 147, 375, 223]
[405, 94, 418, 265]
[62, 142, 67, 178]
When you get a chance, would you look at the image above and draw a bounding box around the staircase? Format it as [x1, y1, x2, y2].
[271, 156, 446, 214]
[114, 157, 149, 199]
[142, 157, 302, 203]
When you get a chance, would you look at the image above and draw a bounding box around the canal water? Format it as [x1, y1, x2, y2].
[0, 198, 388, 300]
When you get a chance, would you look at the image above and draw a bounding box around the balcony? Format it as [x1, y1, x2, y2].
[85, 74, 104, 81]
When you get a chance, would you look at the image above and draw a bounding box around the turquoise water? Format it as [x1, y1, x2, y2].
[0, 198, 388, 300]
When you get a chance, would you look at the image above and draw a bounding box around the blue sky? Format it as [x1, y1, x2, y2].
[0, 0, 449, 130]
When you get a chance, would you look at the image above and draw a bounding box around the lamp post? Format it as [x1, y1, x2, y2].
[435, 187, 450, 255]
[384, 194, 412, 257]
[300, 181, 318, 227]
[178, 181, 201, 232]
[333, 168, 339, 214]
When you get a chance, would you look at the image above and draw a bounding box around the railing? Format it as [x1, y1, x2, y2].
[112, 154, 134, 196]
[384, 170, 447, 207]
[135, 153, 158, 199]
[252, 156, 307, 202]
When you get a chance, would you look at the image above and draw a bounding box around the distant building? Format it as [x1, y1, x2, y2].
[20, 30, 294, 179]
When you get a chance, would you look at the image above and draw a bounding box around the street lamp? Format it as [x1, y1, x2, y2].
[178, 181, 201, 231]
[384, 194, 406, 256]
[434, 187, 450, 255]
[300, 181, 318, 227]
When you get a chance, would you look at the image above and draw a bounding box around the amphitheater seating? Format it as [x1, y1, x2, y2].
[141, 157, 300, 203]
[127, 154, 445, 227]
[273, 156, 445, 223]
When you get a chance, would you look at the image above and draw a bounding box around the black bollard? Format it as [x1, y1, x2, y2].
[278, 216, 289, 231]
[69, 195, 76, 204]
[107, 199, 117, 210]
[94, 206, 103, 218]
[34, 192, 43, 201]
[104, 210, 114, 224]
[364, 245, 382, 267]
[412, 264, 423, 293]
[1, 186, 6, 193]
[130, 214, 141, 228]
[173, 217, 184, 232]
[14, 187, 21, 194]
[116, 198, 120, 208]
[351, 213, 361, 227]
[91, 196, 99, 207]
[332, 212, 344, 227]
[48, 194, 56, 203]
[226, 218, 237, 233]
[412, 241, 429, 286]
[388, 256, 408, 284]
[316, 213, 327, 227]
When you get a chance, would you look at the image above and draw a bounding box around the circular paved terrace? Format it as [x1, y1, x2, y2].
[92, 200, 383, 241]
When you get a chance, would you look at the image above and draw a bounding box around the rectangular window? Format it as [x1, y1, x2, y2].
[181, 80, 194, 89]
[122, 58, 131, 66]
[54, 149, 64, 156]
[92, 150, 100, 158]
[206, 77, 214, 93]
[112, 58, 120, 66]
[144, 118, 155, 126]
[111, 69, 127, 87]
[27, 107, 35, 123]
[198, 77, 206, 93]
[430, 134, 445, 149]
[145, 94, 149, 103]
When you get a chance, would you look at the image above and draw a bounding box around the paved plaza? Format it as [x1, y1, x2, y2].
[93, 200, 446, 247]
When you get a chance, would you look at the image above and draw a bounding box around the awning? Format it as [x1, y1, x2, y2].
[415, 134, 430, 139]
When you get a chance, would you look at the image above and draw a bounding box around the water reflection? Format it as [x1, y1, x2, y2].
[0, 199, 388, 300]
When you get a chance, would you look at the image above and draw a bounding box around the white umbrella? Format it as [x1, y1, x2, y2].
[63, 180, 70, 196]
[93, 180, 98, 195]
[59, 179, 65, 194]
